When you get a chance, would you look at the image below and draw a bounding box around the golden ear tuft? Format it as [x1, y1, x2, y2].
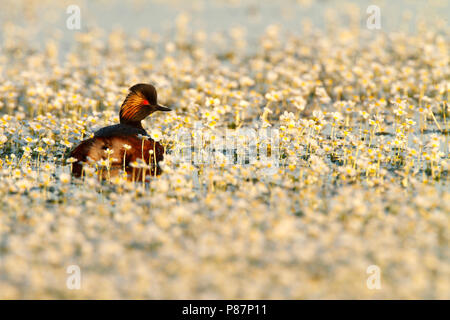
[119, 91, 151, 123]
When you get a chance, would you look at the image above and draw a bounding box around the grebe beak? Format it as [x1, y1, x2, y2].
[156, 104, 171, 111]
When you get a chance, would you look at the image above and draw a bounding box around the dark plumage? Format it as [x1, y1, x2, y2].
[69, 83, 171, 181]
[94, 123, 148, 138]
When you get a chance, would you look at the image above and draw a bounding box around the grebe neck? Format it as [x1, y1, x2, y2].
[120, 120, 143, 129]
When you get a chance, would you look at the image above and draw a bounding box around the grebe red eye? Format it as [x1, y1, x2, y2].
[142, 99, 150, 105]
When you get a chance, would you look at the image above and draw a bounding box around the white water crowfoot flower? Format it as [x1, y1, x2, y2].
[315, 87, 331, 104]
[60, 173, 71, 184]
[290, 96, 307, 111]
[265, 91, 283, 102]
[103, 148, 114, 156]
[260, 107, 273, 128]
[150, 129, 162, 142]
[205, 97, 220, 107]
[0, 134, 8, 144]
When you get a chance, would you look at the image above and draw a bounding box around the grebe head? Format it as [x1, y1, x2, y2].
[119, 83, 171, 124]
